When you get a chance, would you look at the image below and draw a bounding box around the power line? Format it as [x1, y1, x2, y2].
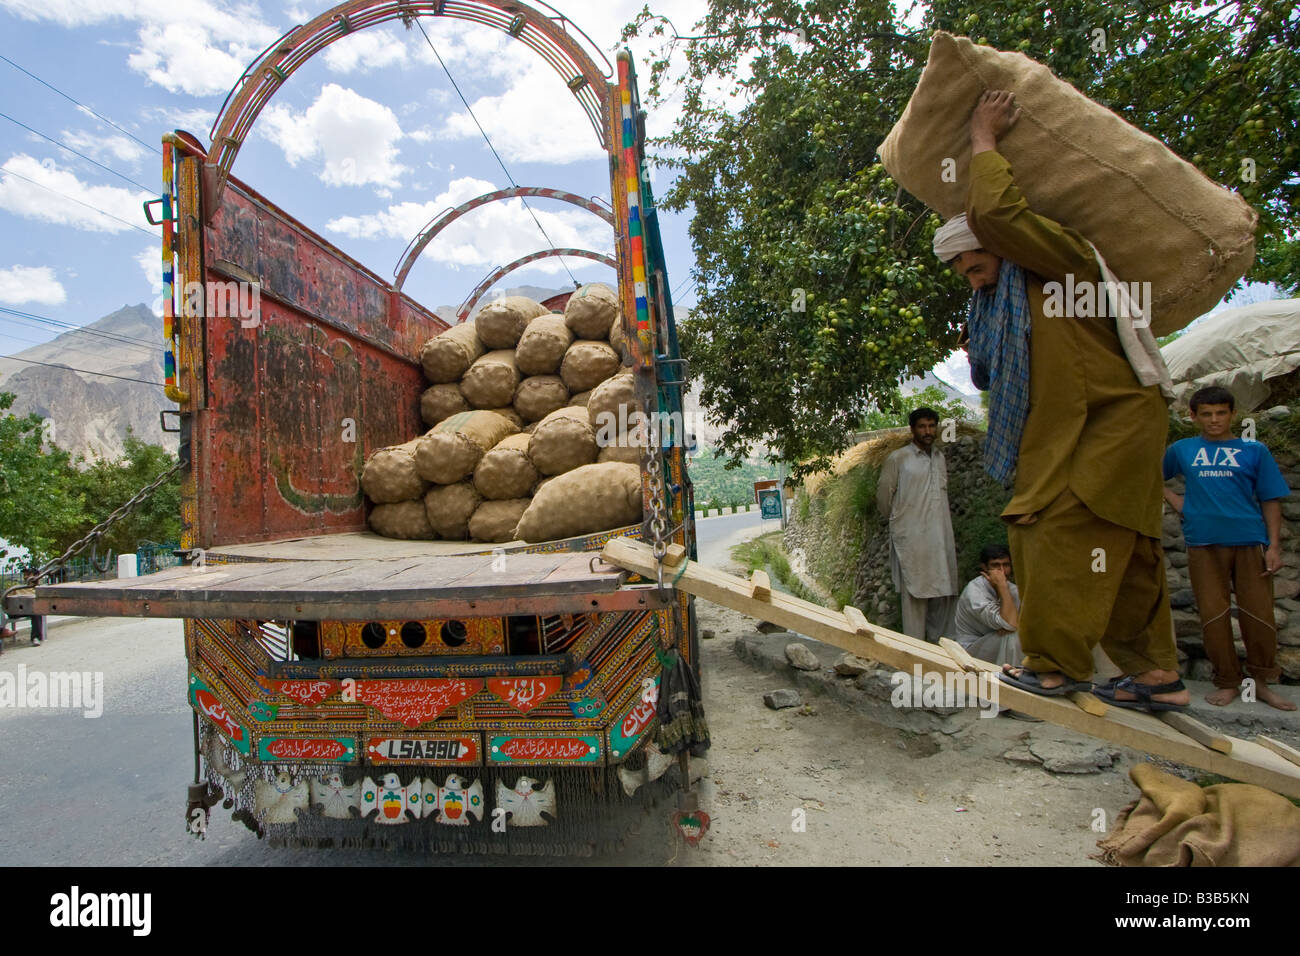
[409, 17, 581, 289]
[0, 164, 155, 237]
[0, 314, 158, 359]
[0, 352, 164, 387]
[0, 306, 160, 351]
[0, 110, 154, 192]
[0, 52, 160, 156]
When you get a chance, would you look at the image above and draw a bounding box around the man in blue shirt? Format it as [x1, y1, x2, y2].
[1163, 386, 1296, 711]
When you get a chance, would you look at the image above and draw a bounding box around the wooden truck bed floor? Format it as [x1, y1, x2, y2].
[207, 527, 638, 562]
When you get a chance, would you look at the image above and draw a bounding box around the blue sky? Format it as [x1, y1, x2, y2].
[0, 0, 711, 348]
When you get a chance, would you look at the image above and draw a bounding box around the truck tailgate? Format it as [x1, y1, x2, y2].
[4, 553, 672, 620]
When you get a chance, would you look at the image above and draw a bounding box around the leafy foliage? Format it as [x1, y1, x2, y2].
[688, 447, 777, 507]
[624, 0, 1299, 475]
[860, 384, 977, 432]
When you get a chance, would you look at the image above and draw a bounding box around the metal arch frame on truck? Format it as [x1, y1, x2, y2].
[202, 0, 612, 223]
[393, 187, 615, 293]
[455, 249, 618, 322]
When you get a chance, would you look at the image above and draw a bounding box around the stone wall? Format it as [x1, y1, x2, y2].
[788, 417, 1300, 683]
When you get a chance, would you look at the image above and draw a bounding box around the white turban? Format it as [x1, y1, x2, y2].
[932, 213, 981, 264]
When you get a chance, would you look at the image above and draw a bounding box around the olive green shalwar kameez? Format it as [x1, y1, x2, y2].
[965, 150, 1177, 682]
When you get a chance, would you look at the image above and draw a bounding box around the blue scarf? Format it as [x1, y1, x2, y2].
[967, 259, 1032, 486]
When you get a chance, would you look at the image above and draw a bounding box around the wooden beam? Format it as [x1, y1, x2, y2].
[1159, 711, 1233, 754]
[1070, 692, 1110, 718]
[663, 543, 687, 567]
[749, 570, 771, 601]
[1258, 735, 1300, 768]
[938, 637, 986, 673]
[599, 536, 1300, 798]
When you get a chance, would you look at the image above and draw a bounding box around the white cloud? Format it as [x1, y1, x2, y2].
[142, 106, 218, 134]
[322, 28, 409, 73]
[261, 84, 408, 187]
[126, 22, 260, 96]
[326, 175, 614, 276]
[0, 265, 67, 305]
[59, 129, 148, 166]
[136, 247, 164, 315]
[0, 154, 152, 233]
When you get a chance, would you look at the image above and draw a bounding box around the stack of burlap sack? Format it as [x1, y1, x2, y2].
[362, 284, 645, 544]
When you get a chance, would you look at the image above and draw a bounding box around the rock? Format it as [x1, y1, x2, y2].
[785, 642, 821, 671]
[1026, 739, 1120, 774]
[1279, 647, 1300, 681]
[1177, 633, 1204, 657]
[1162, 513, 1183, 539]
[832, 653, 874, 676]
[1171, 610, 1202, 639]
[1167, 550, 1188, 568]
[763, 688, 802, 710]
[1278, 626, 1300, 648]
[701, 628, 716, 640]
[1277, 567, 1300, 581]
[854, 669, 897, 698]
[1283, 502, 1300, 522]
[1275, 578, 1300, 601]
[1263, 405, 1292, 420]
[1001, 747, 1041, 765]
[1277, 607, 1290, 630]
[757, 620, 788, 634]
[1189, 658, 1215, 682]
[1169, 588, 1197, 610]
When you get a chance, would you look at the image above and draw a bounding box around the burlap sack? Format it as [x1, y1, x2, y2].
[489, 406, 524, 429]
[516, 462, 643, 542]
[420, 321, 483, 383]
[564, 283, 619, 339]
[587, 371, 636, 437]
[569, 389, 592, 408]
[877, 32, 1257, 336]
[473, 432, 539, 500]
[609, 317, 631, 362]
[560, 341, 621, 393]
[369, 500, 437, 539]
[533, 475, 555, 495]
[424, 481, 481, 540]
[420, 383, 469, 426]
[527, 405, 598, 476]
[475, 296, 548, 349]
[362, 438, 429, 504]
[598, 442, 643, 464]
[415, 410, 517, 485]
[468, 498, 530, 543]
[516, 314, 573, 375]
[460, 350, 520, 409]
[513, 375, 570, 423]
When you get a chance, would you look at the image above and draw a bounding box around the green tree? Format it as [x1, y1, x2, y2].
[860, 384, 976, 431]
[0, 392, 82, 565]
[61, 429, 181, 558]
[624, 0, 1298, 476]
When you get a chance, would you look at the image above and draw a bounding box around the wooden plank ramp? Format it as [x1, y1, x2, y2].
[602, 537, 1300, 799]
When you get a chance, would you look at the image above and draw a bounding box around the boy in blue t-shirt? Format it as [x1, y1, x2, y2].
[1163, 386, 1296, 711]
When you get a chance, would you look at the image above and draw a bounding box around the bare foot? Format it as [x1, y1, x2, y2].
[1110, 669, 1191, 707]
[1001, 665, 1065, 690]
[1256, 684, 1298, 712]
[1205, 686, 1240, 706]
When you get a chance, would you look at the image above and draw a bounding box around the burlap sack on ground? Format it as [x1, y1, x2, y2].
[877, 32, 1257, 336]
[516, 314, 573, 375]
[527, 405, 598, 476]
[569, 389, 592, 407]
[369, 500, 437, 539]
[362, 438, 429, 504]
[468, 498, 530, 543]
[415, 410, 517, 485]
[587, 371, 636, 436]
[420, 383, 469, 426]
[473, 432, 539, 500]
[561, 341, 621, 393]
[424, 481, 481, 539]
[513, 375, 570, 423]
[564, 283, 619, 339]
[475, 296, 549, 349]
[460, 350, 520, 409]
[516, 462, 643, 542]
[420, 321, 483, 383]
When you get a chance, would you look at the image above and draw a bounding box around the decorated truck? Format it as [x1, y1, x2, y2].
[6, 0, 704, 854]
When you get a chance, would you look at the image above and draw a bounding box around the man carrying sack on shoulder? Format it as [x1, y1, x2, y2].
[935, 90, 1187, 713]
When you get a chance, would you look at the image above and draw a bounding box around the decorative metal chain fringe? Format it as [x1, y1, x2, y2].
[24, 460, 185, 585]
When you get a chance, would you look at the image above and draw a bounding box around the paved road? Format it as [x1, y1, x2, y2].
[0, 518, 770, 866]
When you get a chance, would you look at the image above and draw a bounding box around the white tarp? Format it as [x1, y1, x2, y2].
[1160, 299, 1300, 410]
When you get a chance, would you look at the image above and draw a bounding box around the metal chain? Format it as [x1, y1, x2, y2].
[638, 399, 670, 591]
[21, 460, 185, 586]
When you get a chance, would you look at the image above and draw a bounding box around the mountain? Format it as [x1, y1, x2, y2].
[0, 304, 174, 461]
